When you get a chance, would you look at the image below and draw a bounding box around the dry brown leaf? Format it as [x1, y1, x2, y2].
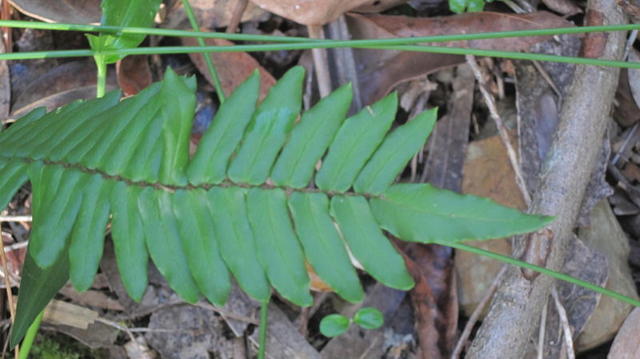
[181, 37, 276, 100]
[249, 0, 400, 26]
[9, 0, 100, 24]
[116, 55, 153, 97]
[541, 0, 582, 15]
[347, 11, 574, 103]
[166, 0, 267, 29]
[608, 307, 640, 359]
[11, 61, 116, 118]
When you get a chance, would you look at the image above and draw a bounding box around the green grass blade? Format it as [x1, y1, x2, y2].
[331, 196, 414, 290]
[68, 174, 112, 291]
[227, 66, 304, 185]
[271, 83, 352, 188]
[288, 192, 364, 303]
[354, 108, 437, 194]
[445, 241, 640, 307]
[372, 183, 553, 242]
[247, 188, 313, 307]
[316, 93, 397, 192]
[188, 71, 260, 185]
[138, 188, 200, 303]
[172, 189, 231, 306]
[206, 187, 271, 301]
[110, 182, 149, 302]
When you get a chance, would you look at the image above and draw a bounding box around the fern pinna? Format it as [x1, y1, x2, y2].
[1, 66, 550, 344]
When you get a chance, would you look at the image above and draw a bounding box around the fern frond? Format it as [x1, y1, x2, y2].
[1, 66, 551, 343]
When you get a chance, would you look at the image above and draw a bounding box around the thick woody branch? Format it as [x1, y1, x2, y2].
[465, 0, 625, 356]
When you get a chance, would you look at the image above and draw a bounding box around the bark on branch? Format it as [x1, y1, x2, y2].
[466, 0, 625, 356]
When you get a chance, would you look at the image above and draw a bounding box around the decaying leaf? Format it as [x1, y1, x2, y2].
[347, 11, 574, 103]
[181, 37, 276, 99]
[249, 0, 402, 25]
[165, 0, 267, 29]
[116, 55, 153, 97]
[9, 0, 101, 24]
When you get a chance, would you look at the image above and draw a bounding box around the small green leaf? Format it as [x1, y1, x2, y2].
[315, 92, 397, 192]
[91, 0, 162, 64]
[228, 67, 304, 185]
[354, 108, 437, 195]
[247, 188, 312, 306]
[110, 182, 149, 302]
[138, 188, 200, 303]
[188, 72, 260, 185]
[172, 189, 230, 306]
[319, 314, 351, 337]
[206, 187, 271, 302]
[353, 307, 384, 330]
[330, 196, 414, 290]
[271, 83, 352, 188]
[288, 193, 364, 303]
[28, 163, 84, 268]
[372, 184, 553, 242]
[68, 174, 112, 291]
[10, 245, 69, 348]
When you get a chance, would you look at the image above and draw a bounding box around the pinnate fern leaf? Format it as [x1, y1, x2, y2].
[4, 66, 552, 346]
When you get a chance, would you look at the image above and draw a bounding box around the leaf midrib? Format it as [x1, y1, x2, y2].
[3, 155, 382, 199]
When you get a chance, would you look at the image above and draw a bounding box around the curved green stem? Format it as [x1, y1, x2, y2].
[96, 58, 107, 98]
[17, 310, 44, 359]
[180, 0, 225, 103]
[0, 20, 638, 45]
[258, 297, 270, 359]
[443, 240, 640, 307]
[0, 43, 637, 70]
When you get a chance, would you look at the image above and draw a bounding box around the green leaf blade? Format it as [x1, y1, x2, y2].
[68, 174, 112, 291]
[138, 188, 200, 303]
[315, 92, 398, 192]
[188, 72, 260, 185]
[271, 83, 352, 188]
[28, 163, 84, 268]
[288, 192, 364, 303]
[247, 188, 312, 307]
[227, 66, 304, 185]
[206, 187, 271, 302]
[93, 0, 162, 64]
[172, 189, 231, 306]
[110, 182, 149, 302]
[319, 314, 350, 337]
[372, 183, 553, 243]
[10, 246, 69, 348]
[330, 196, 414, 290]
[0, 161, 29, 211]
[354, 108, 437, 194]
[353, 307, 384, 330]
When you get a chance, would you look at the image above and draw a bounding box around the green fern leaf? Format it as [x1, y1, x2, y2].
[3, 66, 551, 346]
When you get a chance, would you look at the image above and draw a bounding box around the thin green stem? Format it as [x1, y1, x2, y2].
[258, 297, 270, 359]
[443, 240, 640, 307]
[96, 59, 107, 98]
[0, 20, 639, 45]
[0, 43, 637, 70]
[17, 310, 44, 359]
[180, 0, 225, 103]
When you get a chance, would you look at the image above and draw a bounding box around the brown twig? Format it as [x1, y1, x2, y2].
[307, 25, 332, 98]
[466, 54, 531, 205]
[551, 286, 575, 359]
[450, 264, 508, 359]
[226, 0, 248, 34]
